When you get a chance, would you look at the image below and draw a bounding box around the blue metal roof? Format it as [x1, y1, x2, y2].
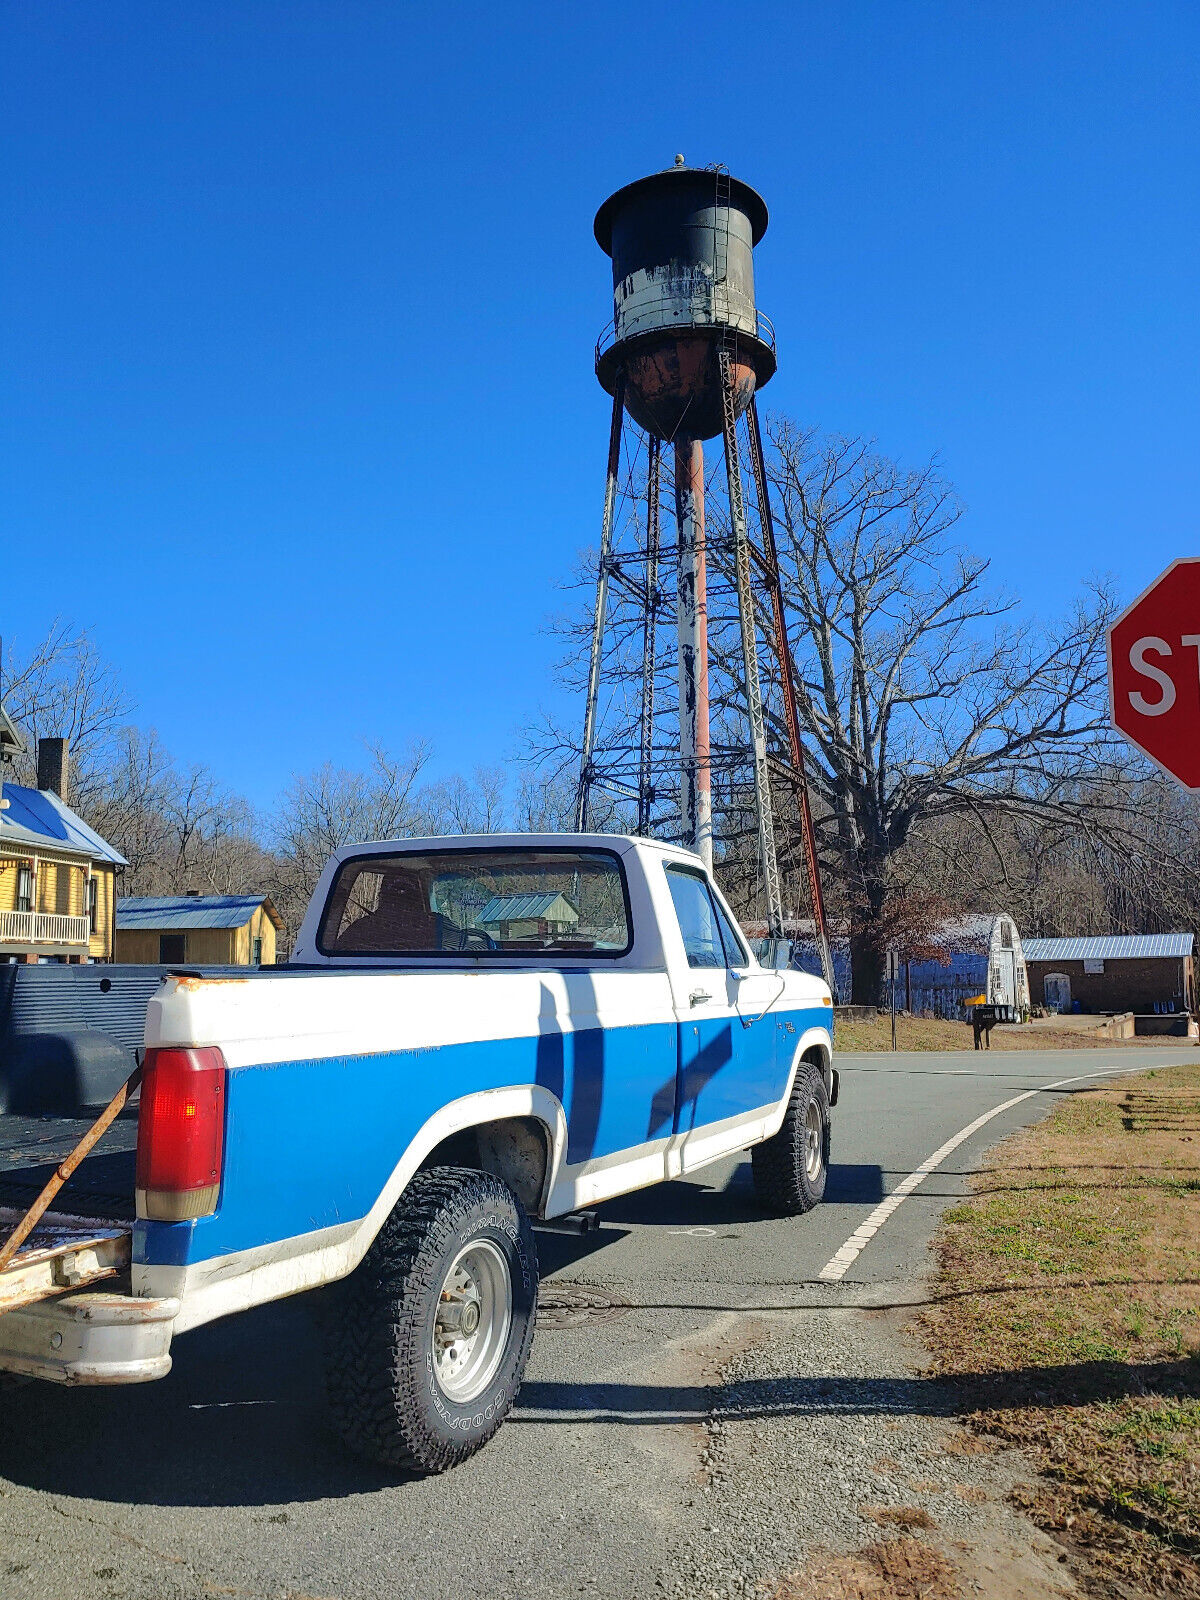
[477, 893, 578, 925]
[0, 782, 127, 866]
[1022, 933, 1194, 962]
[116, 894, 274, 931]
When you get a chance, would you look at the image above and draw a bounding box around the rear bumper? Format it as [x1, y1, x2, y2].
[0, 1290, 179, 1385]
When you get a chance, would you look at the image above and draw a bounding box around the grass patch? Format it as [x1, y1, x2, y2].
[922, 1062, 1200, 1595]
[833, 1013, 1175, 1052]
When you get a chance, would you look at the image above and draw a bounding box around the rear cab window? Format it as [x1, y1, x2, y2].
[318, 846, 632, 957]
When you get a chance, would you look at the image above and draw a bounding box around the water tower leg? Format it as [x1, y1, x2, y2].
[674, 436, 713, 869]
[575, 375, 626, 831]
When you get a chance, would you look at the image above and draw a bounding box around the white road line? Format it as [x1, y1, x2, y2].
[816, 1065, 1143, 1283]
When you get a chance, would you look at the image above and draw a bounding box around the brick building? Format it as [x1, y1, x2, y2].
[1022, 933, 1195, 1015]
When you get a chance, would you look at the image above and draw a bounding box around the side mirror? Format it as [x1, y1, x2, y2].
[760, 938, 794, 971]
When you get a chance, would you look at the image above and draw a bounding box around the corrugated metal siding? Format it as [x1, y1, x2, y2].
[5, 966, 170, 1051]
[2, 964, 256, 1054]
[1023, 934, 1195, 962]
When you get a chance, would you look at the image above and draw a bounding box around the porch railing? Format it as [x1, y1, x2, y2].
[0, 910, 90, 947]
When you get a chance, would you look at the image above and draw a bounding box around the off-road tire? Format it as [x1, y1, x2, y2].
[751, 1062, 830, 1215]
[323, 1166, 538, 1473]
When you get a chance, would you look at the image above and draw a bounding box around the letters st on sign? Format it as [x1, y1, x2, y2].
[1107, 558, 1200, 790]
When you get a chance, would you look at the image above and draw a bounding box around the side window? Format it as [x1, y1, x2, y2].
[665, 867, 726, 969]
[710, 893, 749, 968]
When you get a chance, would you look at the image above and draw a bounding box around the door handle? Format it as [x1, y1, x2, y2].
[689, 989, 711, 1006]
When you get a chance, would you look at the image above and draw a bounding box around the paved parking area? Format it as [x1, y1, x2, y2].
[0, 1046, 1190, 1600]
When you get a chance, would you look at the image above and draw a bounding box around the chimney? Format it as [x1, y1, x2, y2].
[37, 737, 69, 801]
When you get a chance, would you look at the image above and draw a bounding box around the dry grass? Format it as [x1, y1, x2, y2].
[833, 1013, 1173, 1052]
[770, 1538, 961, 1600]
[922, 1063, 1200, 1595]
[861, 1506, 937, 1531]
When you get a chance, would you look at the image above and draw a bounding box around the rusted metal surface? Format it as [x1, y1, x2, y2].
[575, 373, 627, 831]
[0, 1285, 177, 1384]
[720, 351, 784, 940]
[675, 436, 712, 868]
[746, 398, 835, 993]
[0, 1063, 141, 1275]
[637, 435, 662, 835]
[0, 1209, 129, 1314]
[601, 334, 761, 443]
[167, 973, 249, 991]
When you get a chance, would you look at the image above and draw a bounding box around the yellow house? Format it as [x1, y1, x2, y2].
[113, 895, 282, 966]
[0, 781, 125, 965]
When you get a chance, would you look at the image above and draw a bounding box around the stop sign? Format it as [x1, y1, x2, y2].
[1108, 558, 1200, 789]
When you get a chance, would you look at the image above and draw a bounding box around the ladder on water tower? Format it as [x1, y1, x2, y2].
[712, 166, 731, 321]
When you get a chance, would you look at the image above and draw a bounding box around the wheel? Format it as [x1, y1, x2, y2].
[751, 1061, 830, 1215]
[323, 1166, 539, 1473]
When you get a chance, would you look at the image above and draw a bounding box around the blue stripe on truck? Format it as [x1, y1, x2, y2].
[135, 1019, 676, 1266]
[134, 1006, 829, 1269]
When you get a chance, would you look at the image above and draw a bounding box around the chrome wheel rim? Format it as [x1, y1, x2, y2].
[432, 1239, 512, 1403]
[804, 1101, 823, 1181]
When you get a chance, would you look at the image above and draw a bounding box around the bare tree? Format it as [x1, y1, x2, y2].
[753, 421, 1130, 1000]
[418, 766, 508, 835]
[1, 621, 132, 804]
[85, 727, 270, 898]
[269, 742, 434, 933]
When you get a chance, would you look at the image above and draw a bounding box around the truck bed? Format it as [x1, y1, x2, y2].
[0, 1208, 130, 1313]
[0, 1111, 136, 1221]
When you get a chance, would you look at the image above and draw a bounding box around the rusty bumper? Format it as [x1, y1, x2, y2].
[0, 1289, 179, 1384]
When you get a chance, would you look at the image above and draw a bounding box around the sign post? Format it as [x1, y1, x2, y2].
[1108, 559, 1200, 789]
[885, 949, 900, 1051]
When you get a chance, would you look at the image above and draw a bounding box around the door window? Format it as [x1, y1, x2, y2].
[665, 867, 732, 969]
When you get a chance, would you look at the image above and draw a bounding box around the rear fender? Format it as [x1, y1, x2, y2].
[142, 1085, 568, 1333]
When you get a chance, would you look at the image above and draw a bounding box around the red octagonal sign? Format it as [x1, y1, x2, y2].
[1108, 558, 1200, 790]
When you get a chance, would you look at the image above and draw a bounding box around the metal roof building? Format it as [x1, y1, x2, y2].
[114, 894, 282, 967]
[478, 893, 578, 927]
[115, 894, 278, 931]
[1022, 931, 1195, 1016]
[0, 783, 127, 866]
[1, 778, 127, 964]
[1022, 933, 1194, 962]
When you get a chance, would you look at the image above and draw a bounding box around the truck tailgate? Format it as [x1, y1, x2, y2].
[0, 1108, 137, 1313]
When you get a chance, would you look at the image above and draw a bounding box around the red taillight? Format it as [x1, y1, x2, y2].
[136, 1047, 226, 1221]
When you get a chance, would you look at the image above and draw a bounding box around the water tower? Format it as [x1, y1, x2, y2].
[575, 159, 833, 985]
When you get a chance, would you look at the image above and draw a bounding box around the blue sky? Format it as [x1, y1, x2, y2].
[3, 3, 1198, 811]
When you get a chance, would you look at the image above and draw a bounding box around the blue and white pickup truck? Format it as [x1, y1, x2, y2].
[0, 833, 835, 1472]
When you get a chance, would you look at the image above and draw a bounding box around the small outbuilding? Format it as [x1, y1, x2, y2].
[1022, 933, 1195, 1016]
[114, 894, 282, 967]
[903, 914, 1030, 1020]
[477, 892, 578, 943]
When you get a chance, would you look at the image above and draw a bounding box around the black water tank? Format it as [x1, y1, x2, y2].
[594, 163, 776, 442]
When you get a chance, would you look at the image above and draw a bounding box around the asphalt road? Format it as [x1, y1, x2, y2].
[0, 1044, 1192, 1600]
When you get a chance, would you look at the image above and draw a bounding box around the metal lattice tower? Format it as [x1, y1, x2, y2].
[576, 159, 835, 990]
